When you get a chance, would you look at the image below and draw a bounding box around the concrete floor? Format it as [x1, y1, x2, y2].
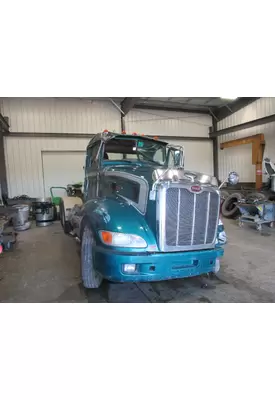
[1, 219, 275, 302]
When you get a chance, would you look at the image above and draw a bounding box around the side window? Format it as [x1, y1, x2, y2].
[86, 143, 101, 168]
[154, 148, 165, 164]
[115, 178, 140, 203]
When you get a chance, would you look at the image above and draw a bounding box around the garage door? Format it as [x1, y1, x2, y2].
[42, 151, 86, 197]
[168, 140, 213, 176]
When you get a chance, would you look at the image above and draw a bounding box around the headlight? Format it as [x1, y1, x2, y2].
[99, 230, 147, 248]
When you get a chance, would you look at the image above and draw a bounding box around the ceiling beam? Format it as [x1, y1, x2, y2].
[120, 98, 140, 116]
[133, 104, 211, 115]
[213, 97, 260, 121]
[4, 131, 212, 141]
[210, 113, 275, 138]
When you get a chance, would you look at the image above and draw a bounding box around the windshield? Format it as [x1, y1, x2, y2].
[104, 137, 183, 167]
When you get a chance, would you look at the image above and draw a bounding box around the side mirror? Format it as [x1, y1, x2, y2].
[227, 171, 239, 185]
[218, 171, 239, 189]
[168, 147, 184, 167]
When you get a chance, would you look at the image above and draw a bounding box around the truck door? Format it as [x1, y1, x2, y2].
[84, 142, 101, 202]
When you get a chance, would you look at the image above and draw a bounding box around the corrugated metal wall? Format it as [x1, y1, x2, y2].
[2, 98, 121, 133]
[3, 99, 214, 197]
[4, 137, 90, 198]
[125, 109, 211, 137]
[217, 98, 275, 182]
[3, 98, 122, 197]
[125, 109, 213, 175]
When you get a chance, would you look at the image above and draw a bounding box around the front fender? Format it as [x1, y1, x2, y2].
[80, 197, 158, 252]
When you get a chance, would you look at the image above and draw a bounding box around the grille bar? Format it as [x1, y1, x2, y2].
[176, 188, 181, 246]
[204, 192, 211, 244]
[160, 185, 219, 251]
[191, 194, 196, 245]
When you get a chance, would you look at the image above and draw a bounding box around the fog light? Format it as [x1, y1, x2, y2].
[123, 264, 137, 273]
[214, 259, 220, 273]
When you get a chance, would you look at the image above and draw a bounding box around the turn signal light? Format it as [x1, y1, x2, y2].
[101, 231, 112, 244]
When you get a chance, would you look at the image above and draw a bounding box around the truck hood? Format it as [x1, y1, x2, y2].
[103, 162, 218, 187]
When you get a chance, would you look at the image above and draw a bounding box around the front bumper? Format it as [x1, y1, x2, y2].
[94, 246, 224, 282]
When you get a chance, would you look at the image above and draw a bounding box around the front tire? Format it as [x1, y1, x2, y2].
[60, 199, 72, 234]
[81, 226, 103, 289]
[256, 223, 262, 232]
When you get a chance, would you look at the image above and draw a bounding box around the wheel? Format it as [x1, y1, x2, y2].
[256, 224, 262, 232]
[60, 199, 72, 234]
[221, 192, 243, 219]
[81, 226, 103, 289]
[53, 205, 57, 221]
[220, 190, 229, 200]
[238, 219, 244, 228]
[246, 192, 266, 202]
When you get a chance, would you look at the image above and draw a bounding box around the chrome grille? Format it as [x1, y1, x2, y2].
[159, 186, 219, 251]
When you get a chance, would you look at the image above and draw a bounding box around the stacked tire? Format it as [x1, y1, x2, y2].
[221, 192, 243, 219]
[246, 192, 266, 202]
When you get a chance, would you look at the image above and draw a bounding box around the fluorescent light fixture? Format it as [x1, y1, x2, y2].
[220, 97, 238, 100]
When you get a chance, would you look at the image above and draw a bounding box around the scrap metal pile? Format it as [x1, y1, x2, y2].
[0, 209, 17, 253]
[220, 157, 275, 221]
[220, 190, 275, 232]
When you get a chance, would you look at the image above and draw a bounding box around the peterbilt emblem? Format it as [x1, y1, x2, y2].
[190, 185, 201, 192]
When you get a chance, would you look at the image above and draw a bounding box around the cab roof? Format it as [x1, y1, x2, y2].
[87, 131, 168, 149]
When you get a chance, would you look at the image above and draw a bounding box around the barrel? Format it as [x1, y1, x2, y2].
[12, 204, 31, 231]
[34, 197, 54, 227]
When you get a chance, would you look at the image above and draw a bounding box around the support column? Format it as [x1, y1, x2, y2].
[211, 117, 219, 179]
[121, 114, 125, 132]
[0, 130, 8, 197]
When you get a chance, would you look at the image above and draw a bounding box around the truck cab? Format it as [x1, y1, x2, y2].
[60, 131, 236, 289]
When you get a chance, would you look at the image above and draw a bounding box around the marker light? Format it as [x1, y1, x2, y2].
[122, 130, 126, 134]
[132, 132, 137, 136]
[103, 129, 109, 133]
[99, 231, 147, 248]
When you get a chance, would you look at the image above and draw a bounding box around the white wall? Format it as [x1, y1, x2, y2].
[217, 98, 275, 182]
[2, 98, 122, 197]
[4, 137, 90, 198]
[3, 98, 214, 197]
[125, 109, 211, 137]
[2, 98, 121, 133]
[42, 151, 86, 197]
[125, 109, 213, 174]
[168, 139, 213, 176]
